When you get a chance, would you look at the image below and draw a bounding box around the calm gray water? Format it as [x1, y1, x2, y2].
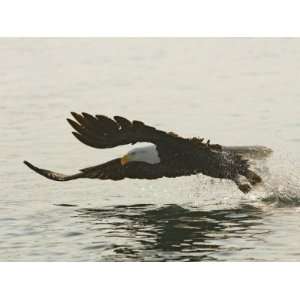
[1, 38, 300, 261]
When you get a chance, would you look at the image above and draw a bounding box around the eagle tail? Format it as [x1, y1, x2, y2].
[224, 145, 272, 160]
[23, 161, 83, 182]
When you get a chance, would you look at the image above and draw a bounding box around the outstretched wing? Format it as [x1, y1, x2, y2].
[24, 159, 188, 182]
[24, 159, 127, 181]
[67, 112, 190, 149]
[24, 161, 85, 181]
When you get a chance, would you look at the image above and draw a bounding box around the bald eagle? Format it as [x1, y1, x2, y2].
[24, 112, 272, 193]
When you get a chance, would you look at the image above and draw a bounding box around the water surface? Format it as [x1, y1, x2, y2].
[1, 38, 300, 261]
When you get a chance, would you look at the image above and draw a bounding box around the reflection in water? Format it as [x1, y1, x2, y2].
[75, 203, 267, 261]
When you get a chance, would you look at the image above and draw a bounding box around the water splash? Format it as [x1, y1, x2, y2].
[249, 150, 300, 207]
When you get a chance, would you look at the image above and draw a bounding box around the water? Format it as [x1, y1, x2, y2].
[1, 38, 300, 261]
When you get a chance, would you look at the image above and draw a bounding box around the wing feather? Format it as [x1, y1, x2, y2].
[24, 161, 83, 181]
[24, 159, 174, 181]
[24, 159, 127, 181]
[67, 112, 186, 149]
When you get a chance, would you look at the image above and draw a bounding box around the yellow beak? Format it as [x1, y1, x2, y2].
[121, 154, 129, 166]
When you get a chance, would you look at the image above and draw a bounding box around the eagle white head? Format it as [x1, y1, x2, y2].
[121, 144, 161, 165]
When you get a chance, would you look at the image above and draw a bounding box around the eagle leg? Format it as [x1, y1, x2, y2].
[233, 176, 251, 194]
[243, 169, 262, 186]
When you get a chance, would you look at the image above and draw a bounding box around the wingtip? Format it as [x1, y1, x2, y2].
[67, 118, 77, 127]
[70, 111, 81, 118]
[82, 112, 93, 118]
[23, 160, 36, 171]
[72, 131, 83, 141]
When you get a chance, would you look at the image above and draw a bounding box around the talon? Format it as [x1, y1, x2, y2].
[238, 183, 251, 193]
